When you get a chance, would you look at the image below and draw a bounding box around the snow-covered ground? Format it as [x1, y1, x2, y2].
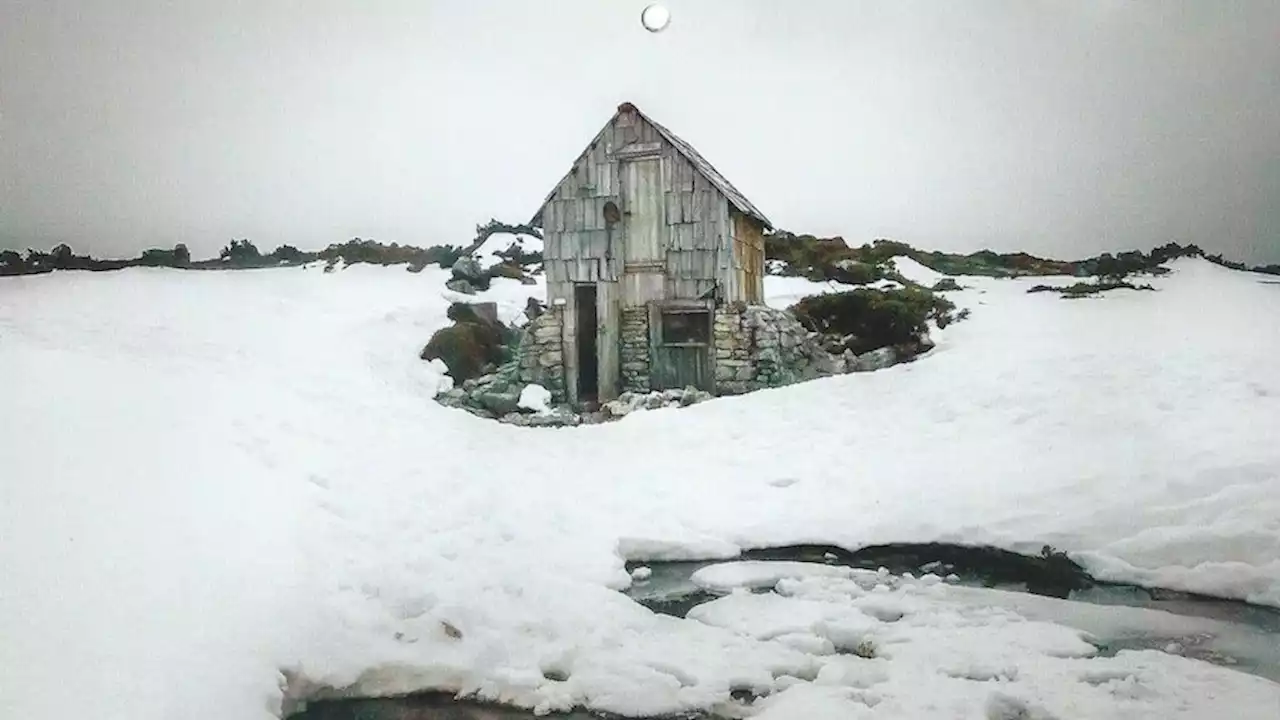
[2, 257, 1278, 719]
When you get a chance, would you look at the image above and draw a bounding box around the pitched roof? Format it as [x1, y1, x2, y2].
[531, 103, 772, 230]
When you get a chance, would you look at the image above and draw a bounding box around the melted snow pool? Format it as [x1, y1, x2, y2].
[294, 549, 1280, 720]
[624, 548, 1280, 684]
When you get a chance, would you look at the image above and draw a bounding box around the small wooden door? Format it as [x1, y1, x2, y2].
[648, 302, 715, 392]
[622, 158, 665, 265]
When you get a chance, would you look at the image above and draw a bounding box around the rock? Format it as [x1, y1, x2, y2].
[488, 262, 525, 281]
[854, 347, 897, 372]
[520, 275, 538, 285]
[526, 409, 582, 428]
[601, 400, 631, 418]
[436, 388, 468, 407]
[445, 278, 476, 295]
[470, 301, 499, 325]
[460, 405, 496, 420]
[525, 297, 545, 323]
[644, 393, 667, 410]
[450, 256, 485, 283]
[680, 388, 711, 406]
[475, 390, 521, 416]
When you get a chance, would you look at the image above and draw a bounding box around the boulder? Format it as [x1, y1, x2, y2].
[501, 408, 581, 428]
[451, 256, 485, 283]
[854, 347, 897, 372]
[469, 301, 500, 325]
[601, 400, 633, 419]
[475, 390, 521, 416]
[524, 297, 545, 323]
[445, 278, 477, 295]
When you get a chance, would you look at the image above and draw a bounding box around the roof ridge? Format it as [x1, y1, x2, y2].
[531, 104, 771, 230]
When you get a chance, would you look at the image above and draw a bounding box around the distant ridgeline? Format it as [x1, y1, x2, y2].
[761, 234, 1280, 282]
[1, 223, 1275, 279]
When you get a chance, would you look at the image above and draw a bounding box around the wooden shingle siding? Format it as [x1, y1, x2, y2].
[530, 104, 772, 405]
[732, 212, 766, 304]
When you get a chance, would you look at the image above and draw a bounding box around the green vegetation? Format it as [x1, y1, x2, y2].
[419, 302, 514, 383]
[790, 286, 957, 356]
[1027, 280, 1156, 298]
[318, 238, 464, 271]
[763, 232, 1220, 282]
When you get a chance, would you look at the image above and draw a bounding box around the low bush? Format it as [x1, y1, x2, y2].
[1027, 280, 1155, 298]
[790, 286, 956, 356]
[420, 303, 513, 382]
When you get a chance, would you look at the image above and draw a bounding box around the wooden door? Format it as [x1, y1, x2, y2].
[622, 158, 665, 265]
[648, 302, 715, 392]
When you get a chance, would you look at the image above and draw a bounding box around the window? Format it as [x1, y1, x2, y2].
[661, 309, 710, 346]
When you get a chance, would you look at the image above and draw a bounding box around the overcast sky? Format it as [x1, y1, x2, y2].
[1, 0, 1277, 263]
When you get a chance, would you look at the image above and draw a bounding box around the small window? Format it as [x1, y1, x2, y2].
[661, 310, 710, 345]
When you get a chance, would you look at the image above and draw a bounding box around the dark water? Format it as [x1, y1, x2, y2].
[292, 543, 1280, 720]
[291, 693, 606, 719]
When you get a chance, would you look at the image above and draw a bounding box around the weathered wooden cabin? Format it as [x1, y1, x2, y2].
[531, 102, 773, 406]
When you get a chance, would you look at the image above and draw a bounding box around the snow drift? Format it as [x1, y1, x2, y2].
[2, 257, 1278, 719]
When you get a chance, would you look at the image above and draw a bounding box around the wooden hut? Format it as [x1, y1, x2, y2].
[531, 102, 773, 406]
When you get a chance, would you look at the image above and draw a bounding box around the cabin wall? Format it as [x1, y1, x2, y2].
[540, 133, 622, 287]
[659, 146, 731, 302]
[731, 213, 766, 305]
[536, 108, 769, 404]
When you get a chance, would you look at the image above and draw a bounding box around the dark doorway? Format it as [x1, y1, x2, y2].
[575, 284, 598, 402]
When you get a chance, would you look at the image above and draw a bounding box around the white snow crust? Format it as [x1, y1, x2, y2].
[2, 257, 1278, 719]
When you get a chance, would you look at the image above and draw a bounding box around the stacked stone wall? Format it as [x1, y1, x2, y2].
[713, 304, 846, 395]
[619, 307, 651, 394]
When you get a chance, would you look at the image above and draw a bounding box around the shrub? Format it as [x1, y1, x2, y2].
[932, 278, 962, 292]
[136, 245, 193, 268]
[420, 324, 496, 383]
[487, 262, 527, 281]
[790, 286, 956, 356]
[1028, 280, 1155, 298]
[420, 302, 514, 382]
[270, 244, 312, 264]
[319, 238, 465, 270]
[219, 239, 266, 267]
[0, 249, 26, 275]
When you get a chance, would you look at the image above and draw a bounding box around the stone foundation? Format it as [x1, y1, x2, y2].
[516, 309, 567, 403]
[713, 304, 848, 395]
[434, 301, 922, 425]
[435, 307, 567, 420]
[620, 307, 651, 394]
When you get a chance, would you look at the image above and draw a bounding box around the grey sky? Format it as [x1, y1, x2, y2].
[1, 0, 1277, 263]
